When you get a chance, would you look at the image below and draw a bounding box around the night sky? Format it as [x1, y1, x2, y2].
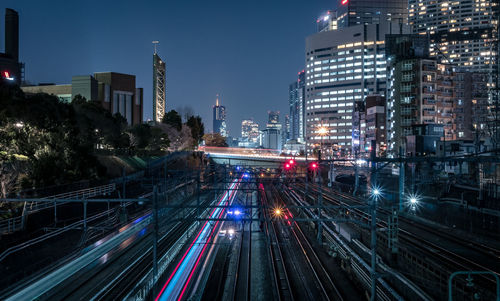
[1, 0, 333, 135]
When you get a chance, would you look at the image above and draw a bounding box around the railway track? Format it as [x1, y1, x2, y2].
[49, 192, 214, 301]
[293, 182, 500, 291]
[260, 184, 294, 301]
[283, 187, 400, 301]
[232, 224, 251, 301]
[307, 182, 500, 259]
[269, 185, 344, 301]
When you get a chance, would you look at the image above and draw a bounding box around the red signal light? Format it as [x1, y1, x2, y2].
[285, 163, 291, 169]
[342, 0, 348, 5]
[289, 159, 295, 165]
[310, 162, 318, 169]
[2, 71, 13, 81]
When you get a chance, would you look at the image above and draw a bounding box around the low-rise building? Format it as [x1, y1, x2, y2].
[21, 72, 143, 125]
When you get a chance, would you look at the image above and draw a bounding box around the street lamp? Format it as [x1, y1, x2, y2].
[318, 126, 328, 159]
[371, 186, 383, 200]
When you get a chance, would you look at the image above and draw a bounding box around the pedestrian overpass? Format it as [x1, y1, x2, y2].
[200, 146, 307, 168]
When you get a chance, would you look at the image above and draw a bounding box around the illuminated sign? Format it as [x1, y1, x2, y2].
[2, 71, 14, 81]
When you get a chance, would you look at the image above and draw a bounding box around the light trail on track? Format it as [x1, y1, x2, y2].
[155, 178, 241, 301]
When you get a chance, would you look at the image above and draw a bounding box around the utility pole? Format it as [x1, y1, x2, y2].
[317, 151, 323, 244]
[370, 193, 378, 301]
[370, 140, 378, 300]
[354, 154, 359, 196]
[153, 186, 159, 295]
[122, 168, 126, 207]
[197, 169, 201, 218]
[399, 146, 405, 211]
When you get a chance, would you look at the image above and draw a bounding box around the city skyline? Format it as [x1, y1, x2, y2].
[1, 2, 500, 301]
[0, 0, 333, 134]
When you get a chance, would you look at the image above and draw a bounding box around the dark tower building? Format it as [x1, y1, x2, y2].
[1, 8, 23, 85]
[213, 95, 227, 137]
[5, 8, 19, 62]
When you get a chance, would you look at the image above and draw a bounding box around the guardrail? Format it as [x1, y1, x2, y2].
[0, 183, 116, 235]
[26, 183, 116, 213]
[0, 216, 23, 235]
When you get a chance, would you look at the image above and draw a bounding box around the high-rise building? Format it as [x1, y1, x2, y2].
[268, 111, 280, 124]
[305, 21, 409, 154]
[213, 95, 227, 137]
[336, 0, 408, 29]
[153, 50, 166, 123]
[409, 0, 499, 145]
[22, 72, 143, 125]
[289, 70, 306, 143]
[267, 111, 282, 131]
[386, 34, 490, 155]
[1, 8, 23, 85]
[409, 0, 498, 74]
[241, 119, 259, 143]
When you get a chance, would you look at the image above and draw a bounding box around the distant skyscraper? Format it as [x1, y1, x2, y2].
[289, 70, 306, 142]
[267, 111, 281, 130]
[213, 95, 227, 137]
[336, 0, 408, 29]
[283, 114, 290, 142]
[241, 119, 259, 143]
[152, 43, 166, 123]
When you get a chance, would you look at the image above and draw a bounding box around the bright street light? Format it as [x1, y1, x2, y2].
[318, 127, 328, 135]
[410, 197, 417, 204]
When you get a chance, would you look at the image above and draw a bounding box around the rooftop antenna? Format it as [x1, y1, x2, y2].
[152, 41, 159, 54]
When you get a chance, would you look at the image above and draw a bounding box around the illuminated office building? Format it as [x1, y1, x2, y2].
[305, 21, 409, 154]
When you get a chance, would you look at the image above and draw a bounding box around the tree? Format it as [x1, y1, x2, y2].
[148, 127, 170, 151]
[72, 95, 128, 149]
[128, 124, 152, 149]
[202, 133, 228, 147]
[186, 115, 204, 146]
[162, 110, 182, 131]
